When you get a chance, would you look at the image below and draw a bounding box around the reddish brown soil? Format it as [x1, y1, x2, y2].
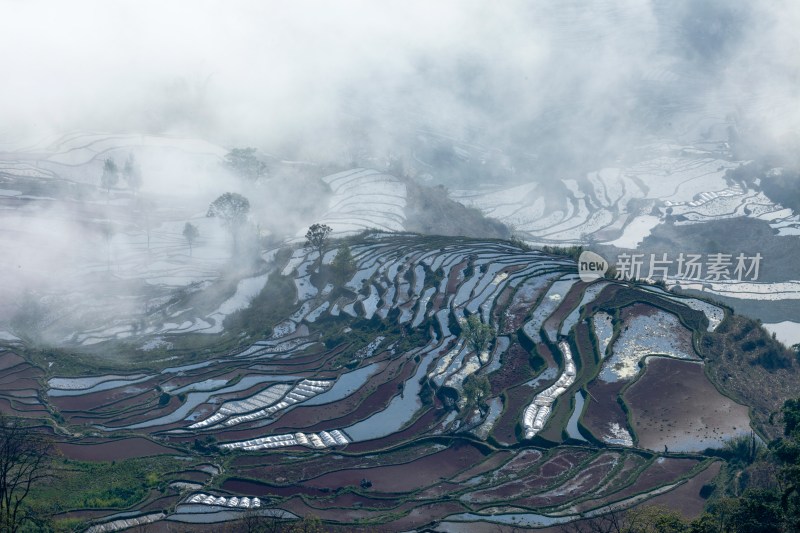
[490, 448, 544, 478]
[279, 494, 418, 523]
[490, 383, 536, 445]
[514, 452, 620, 508]
[302, 491, 404, 510]
[624, 357, 751, 452]
[489, 342, 541, 394]
[222, 477, 330, 498]
[302, 442, 485, 493]
[500, 274, 558, 335]
[591, 452, 651, 498]
[543, 282, 587, 338]
[51, 378, 161, 414]
[56, 437, 178, 461]
[578, 456, 701, 511]
[267, 358, 414, 434]
[0, 365, 43, 385]
[139, 493, 182, 512]
[91, 395, 185, 427]
[0, 396, 47, 416]
[450, 449, 514, 483]
[343, 407, 442, 452]
[172, 470, 212, 483]
[446, 260, 468, 295]
[465, 449, 593, 502]
[0, 352, 26, 372]
[582, 379, 630, 443]
[492, 284, 516, 328]
[232, 442, 449, 484]
[383, 501, 468, 531]
[641, 461, 721, 519]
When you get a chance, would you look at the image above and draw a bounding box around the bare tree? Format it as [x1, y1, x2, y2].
[182, 222, 200, 257]
[0, 414, 55, 532]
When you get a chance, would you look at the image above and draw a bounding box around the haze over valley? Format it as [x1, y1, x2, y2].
[1, 2, 800, 532]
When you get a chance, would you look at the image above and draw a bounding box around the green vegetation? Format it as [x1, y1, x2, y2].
[463, 374, 491, 414]
[701, 314, 798, 438]
[461, 313, 494, 357]
[541, 244, 584, 262]
[222, 269, 297, 339]
[565, 398, 800, 532]
[10, 233, 800, 530]
[710, 315, 794, 371]
[28, 456, 184, 529]
[403, 180, 510, 238]
[330, 243, 356, 287]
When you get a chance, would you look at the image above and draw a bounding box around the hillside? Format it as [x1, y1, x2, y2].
[2, 233, 794, 531]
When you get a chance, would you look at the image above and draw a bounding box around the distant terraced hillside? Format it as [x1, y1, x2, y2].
[0, 132, 509, 347]
[4, 233, 790, 531]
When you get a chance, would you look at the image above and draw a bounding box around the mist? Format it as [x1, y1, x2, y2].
[1, 0, 799, 345]
[1, 0, 798, 169]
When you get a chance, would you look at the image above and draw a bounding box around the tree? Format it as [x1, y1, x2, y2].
[0, 414, 55, 532]
[122, 153, 143, 193]
[462, 374, 491, 415]
[207, 193, 251, 254]
[224, 148, 267, 181]
[100, 158, 119, 193]
[330, 244, 356, 286]
[304, 223, 332, 270]
[182, 222, 200, 257]
[462, 314, 494, 362]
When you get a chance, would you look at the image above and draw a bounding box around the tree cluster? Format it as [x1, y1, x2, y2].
[100, 154, 142, 193]
[330, 244, 356, 287]
[564, 398, 800, 533]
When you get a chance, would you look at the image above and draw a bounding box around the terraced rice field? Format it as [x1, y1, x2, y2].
[447, 142, 800, 307]
[20, 234, 747, 530]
